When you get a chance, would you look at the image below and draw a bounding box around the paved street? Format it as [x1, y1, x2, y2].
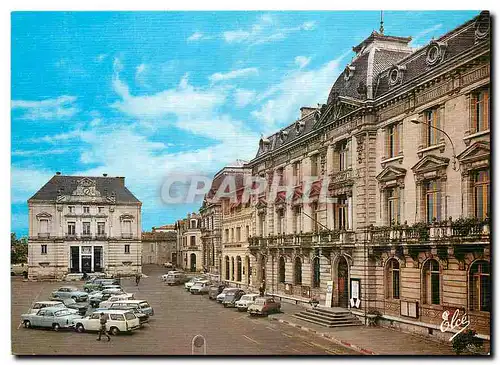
[11, 266, 357, 355]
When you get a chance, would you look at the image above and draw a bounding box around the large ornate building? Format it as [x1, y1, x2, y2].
[243, 11, 490, 340]
[27, 173, 142, 279]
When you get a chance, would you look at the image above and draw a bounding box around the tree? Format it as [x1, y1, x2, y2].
[11, 233, 28, 264]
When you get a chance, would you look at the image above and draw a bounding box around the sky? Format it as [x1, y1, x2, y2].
[11, 10, 479, 237]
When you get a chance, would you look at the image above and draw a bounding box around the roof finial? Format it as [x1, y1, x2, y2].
[380, 10, 384, 34]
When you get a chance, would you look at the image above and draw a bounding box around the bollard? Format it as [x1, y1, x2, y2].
[191, 334, 207, 355]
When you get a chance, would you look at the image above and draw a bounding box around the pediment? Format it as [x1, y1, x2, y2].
[120, 213, 135, 221]
[314, 97, 359, 129]
[457, 141, 490, 163]
[36, 212, 52, 220]
[376, 166, 407, 182]
[411, 155, 449, 174]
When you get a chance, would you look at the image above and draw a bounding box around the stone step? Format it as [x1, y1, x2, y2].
[294, 311, 362, 325]
[306, 308, 353, 319]
[292, 314, 363, 328]
[294, 313, 360, 327]
[311, 307, 350, 315]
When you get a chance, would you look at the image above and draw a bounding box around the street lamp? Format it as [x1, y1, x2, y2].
[410, 119, 460, 171]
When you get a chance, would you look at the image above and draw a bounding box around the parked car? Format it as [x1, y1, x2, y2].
[216, 287, 232, 303]
[208, 284, 226, 300]
[11, 263, 28, 277]
[28, 301, 66, 314]
[98, 293, 135, 309]
[235, 293, 260, 312]
[162, 271, 187, 285]
[190, 280, 211, 295]
[53, 298, 88, 316]
[163, 262, 174, 268]
[51, 286, 88, 302]
[73, 310, 140, 335]
[83, 278, 120, 292]
[109, 300, 154, 316]
[89, 288, 127, 307]
[222, 289, 245, 308]
[21, 307, 82, 331]
[184, 276, 202, 291]
[97, 306, 149, 325]
[248, 296, 281, 316]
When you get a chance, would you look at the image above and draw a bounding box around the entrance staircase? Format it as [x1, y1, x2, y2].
[292, 307, 363, 328]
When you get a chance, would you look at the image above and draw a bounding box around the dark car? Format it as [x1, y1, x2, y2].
[208, 283, 226, 300]
[222, 289, 245, 308]
[53, 298, 88, 316]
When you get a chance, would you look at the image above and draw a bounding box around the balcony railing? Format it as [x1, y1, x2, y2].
[248, 230, 354, 250]
[370, 217, 490, 245]
[121, 233, 134, 239]
[37, 233, 50, 238]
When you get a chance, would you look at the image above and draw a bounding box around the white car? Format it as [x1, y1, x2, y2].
[28, 301, 67, 314]
[216, 288, 232, 303]
[235, 293, 260, 312]
[98, 294, 135, 309]
[161, 270, 183, 281]
[190, 280, 211, 295]
[73, 310, 140, 335]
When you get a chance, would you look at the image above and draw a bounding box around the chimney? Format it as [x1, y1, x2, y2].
[300, 107, 315, 118]
[56, 171, 61, 175]
[103, 173, 108, 177]
[116, 176, 125, 186]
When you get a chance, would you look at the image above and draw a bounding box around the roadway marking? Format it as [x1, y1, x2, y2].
[242, 335, 260, 345]
[18, 285, 45, 329]
[282, 332, 293, 338]
[265, 326, 278, 331]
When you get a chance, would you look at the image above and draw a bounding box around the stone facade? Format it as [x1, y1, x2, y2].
[141, 227, 177, 266]
[176, 213, 202, 272]
[27, 174, 142, 280]
[243, 12, 490, 339]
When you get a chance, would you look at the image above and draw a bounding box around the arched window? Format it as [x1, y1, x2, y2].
[469, 260, 490, 312]
[236, 256, 242, 282]
[313, 257, 321, 288]
[278, 257, 286, 283]
[225, 256, 230, 280]
[387, 259, 400, 299]
[423, 259, 440, 304]
[294, 257, 302, 285]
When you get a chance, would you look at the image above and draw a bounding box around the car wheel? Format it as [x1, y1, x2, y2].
[75, 323, 85, 333]
[71, 296, 77, 300]
[110, 327, 119, 336]
[52, 323, 61, 331]
[23, 320, 31, 328]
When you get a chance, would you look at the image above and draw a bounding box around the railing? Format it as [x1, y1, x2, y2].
[37, 233, 50, 238]
[329, 168, 354, 186]
[248, 230, 354, 250]
[370, 218, 490, 244]
[121, 233, 133, 239]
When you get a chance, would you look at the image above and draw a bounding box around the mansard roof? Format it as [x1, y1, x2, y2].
[28, 175, 141, 204]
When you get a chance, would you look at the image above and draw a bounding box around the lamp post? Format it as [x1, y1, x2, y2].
[410, 119, 460, 171]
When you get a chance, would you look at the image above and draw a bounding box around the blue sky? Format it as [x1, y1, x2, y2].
[11, 10, 479, 236]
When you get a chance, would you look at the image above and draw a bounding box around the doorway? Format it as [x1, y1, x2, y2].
[190, 253, 197, 272]
[82, 256, 92, 273]
[337, 256, 349, 308]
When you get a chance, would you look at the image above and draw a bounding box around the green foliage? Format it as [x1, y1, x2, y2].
[451, 217, 482, 236]
[452, 329, 484, 355]
[11, 233, 28, 264]
[410, 221, 430, 240]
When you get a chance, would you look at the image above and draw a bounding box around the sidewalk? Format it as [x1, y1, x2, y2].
[271, 302, 457, 355]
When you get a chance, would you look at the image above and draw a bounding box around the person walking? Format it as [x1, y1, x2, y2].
[135, 273, 141, 286]
[97, 313, 110, 342]
[259, 279, 266, 297]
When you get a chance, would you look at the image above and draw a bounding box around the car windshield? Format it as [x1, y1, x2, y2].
[124, 312, 136, 320]
[221, 288, 231, 294]
[64, 299, 76, 305]
[67, 288, 78, 292]
[240, 295, 254, 301]
[225, 294, 236, 300]
[254, 298, 266, 305]
[139, 302, 150, 309]
[55, 309, 73, 316]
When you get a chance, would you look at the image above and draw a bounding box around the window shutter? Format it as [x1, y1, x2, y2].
[385, 128, 389, 158]
[423, 114, 429, 147]
[436, 180, 442, 221]
[398, 123, 403, 154]
[471, 94, 478, 133]
[483, 90, 489, 130]
[347, 140, 352, 168]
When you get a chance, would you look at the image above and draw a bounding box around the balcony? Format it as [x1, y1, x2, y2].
[37, 233, 50, 238]
[329, 168, 354, 190]
[65, 234, 77, 240]
[121, 233, 134, 239]
[96, 233, 108, 240]
[248, 230, 354, 251]
[370, 217, 490, 246]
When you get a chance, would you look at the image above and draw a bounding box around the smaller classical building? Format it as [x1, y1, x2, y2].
[142, 225, 177, 266]
[176, 213, 202, 272]
[27, 173, 142, 280]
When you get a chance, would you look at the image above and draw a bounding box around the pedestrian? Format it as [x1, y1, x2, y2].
[97, 313, 110, 342]
[135, 273, 141, 286]
[259, 279, 266, 297]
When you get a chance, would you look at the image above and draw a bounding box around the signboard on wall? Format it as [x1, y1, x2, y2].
[325, 280, 333, 308]
[350, 279, 361, 308]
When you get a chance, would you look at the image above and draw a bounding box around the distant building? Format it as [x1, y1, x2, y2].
[27, 173, 142, 280]
[142, 227, 177, 266]
[176, 213, 202, 272]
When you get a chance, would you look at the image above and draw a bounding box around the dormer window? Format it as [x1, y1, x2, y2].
[388, 65, 405, 87]
[259, 137, 271, 152]
[425, 40, 447, 67]
[344, 65, 356, 82]
[295, 120, 305, 134]
[279, 130, 289, 143]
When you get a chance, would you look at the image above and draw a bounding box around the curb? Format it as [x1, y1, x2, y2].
[270, 317, 378, 355]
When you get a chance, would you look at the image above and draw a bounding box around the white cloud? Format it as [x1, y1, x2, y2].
[12, 149, 70, 157]
[209, 67, 258, 83]
[234, 89, 256, 107]
[223, 14, 316, 45]
[294, 56, 311, 69]
[411, 24, 443, 48]
[252, 52, 348, 130]
[187, 32, 210, 42]
[96, 54, 107, 62]
[29, 129, 88, 144]
[136, 63, 146, 75]
[11, 166, 54, 203]
[11, 95, 79, 120]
